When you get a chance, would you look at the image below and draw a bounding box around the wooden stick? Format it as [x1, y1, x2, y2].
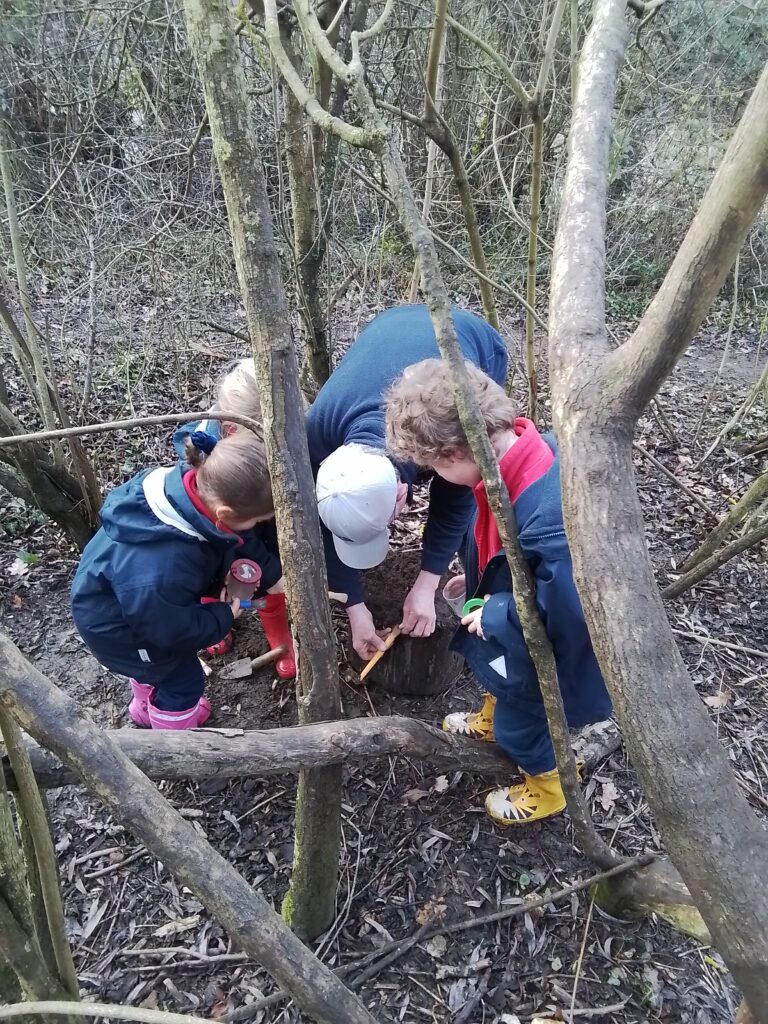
[359, 626, 402, 681]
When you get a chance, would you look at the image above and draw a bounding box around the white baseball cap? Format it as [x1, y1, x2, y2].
[316, 444, 397, 569]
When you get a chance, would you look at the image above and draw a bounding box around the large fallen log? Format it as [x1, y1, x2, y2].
[3, 717, 623, 790]
[0, 632, 377, 1024]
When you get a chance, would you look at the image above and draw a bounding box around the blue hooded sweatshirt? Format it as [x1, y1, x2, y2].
[70, 462, 281, 681]
[450, 440, 612, 774]
[305, 305, 509, 604]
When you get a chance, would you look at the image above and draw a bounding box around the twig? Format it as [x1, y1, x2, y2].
[0, 1003, 210, 1024]
[671, 629, 767, 660]
[0, 410, 262, 448]
[348, 851, 653, 987]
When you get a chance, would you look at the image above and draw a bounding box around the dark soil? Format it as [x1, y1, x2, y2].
[353, 547, 465, 696]
[1, 300, 766, 1024]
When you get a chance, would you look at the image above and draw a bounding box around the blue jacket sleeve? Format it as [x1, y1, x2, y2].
[115, 583, 234, 653]
[321, 521, 364, 606]
[421, 475, 475, 577]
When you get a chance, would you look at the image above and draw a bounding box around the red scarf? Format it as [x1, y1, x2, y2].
[473, 418, 554, 572]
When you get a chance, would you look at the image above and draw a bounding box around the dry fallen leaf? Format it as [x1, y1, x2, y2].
[402, 787, 430, 805]
[599, 780, 620, 813]
[703, 690, 731, 709]
[153, 913, 200, 938]
[425, 934, 448, 959]
[416, 898, 447, 926]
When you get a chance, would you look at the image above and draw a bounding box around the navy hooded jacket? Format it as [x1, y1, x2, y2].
[71, 462, 281, 681]
[450, 439, 611, 767]
[306, 305, 509, 605]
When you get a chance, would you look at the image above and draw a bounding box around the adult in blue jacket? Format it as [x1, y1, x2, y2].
[307, 304, 508, 660]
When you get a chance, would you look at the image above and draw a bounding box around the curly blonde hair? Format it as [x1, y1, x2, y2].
[385, 359, 517, 465]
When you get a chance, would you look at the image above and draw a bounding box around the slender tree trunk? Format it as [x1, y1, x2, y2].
[183, 0, 343, 943]
[549, 2, 768, 1013]
[525, 115, 543, 420]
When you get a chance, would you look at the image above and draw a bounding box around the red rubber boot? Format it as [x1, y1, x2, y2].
[257, 592, 296, 680]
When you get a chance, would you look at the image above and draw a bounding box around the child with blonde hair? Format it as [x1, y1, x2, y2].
[385, 359, 612, 826]
[71, 430, 287, 729]
[173, 357, 296, 677]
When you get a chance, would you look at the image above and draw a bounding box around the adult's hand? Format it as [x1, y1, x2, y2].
[401, 570, 440, 637]
[347, 602, 388, 661]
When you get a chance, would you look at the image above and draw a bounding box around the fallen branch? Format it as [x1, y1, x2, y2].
[0, 632, 377, 1024]
[681, 468, 768, 572]
[662, 519, 768, 600]
[3, 717, 624, 790]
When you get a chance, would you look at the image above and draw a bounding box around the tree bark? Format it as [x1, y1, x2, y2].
[548, 1, 768, 1013]
[183, 0, 343, 944]
[281, 25, 330, 388]
[0, 632, 376, 1024]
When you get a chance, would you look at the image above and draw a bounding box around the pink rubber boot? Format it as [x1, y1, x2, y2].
[148, 696, 212, 730]
[128, 680, 153, 727]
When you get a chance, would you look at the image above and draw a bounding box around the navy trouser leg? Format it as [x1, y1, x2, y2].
[135, 656, 205, 712]
[491, 693, 556, 776]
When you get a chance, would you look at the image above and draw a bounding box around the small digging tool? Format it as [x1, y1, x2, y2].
[219, 646, 288, 680]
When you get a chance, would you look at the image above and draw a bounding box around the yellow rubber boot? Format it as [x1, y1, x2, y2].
[485, 769, 566, 825]
[443, 693, 496, 742]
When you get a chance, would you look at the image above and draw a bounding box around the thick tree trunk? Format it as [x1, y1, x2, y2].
[183, 0, 343, 944]
[549, 2, 768, 1014]
[0, 633, 376, 1024]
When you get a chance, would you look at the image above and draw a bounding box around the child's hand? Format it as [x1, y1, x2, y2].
[461, 596, 490, 639]
[220, 587, 243, 620]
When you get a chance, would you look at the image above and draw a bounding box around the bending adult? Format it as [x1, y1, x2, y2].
[306, 304, 508, 660]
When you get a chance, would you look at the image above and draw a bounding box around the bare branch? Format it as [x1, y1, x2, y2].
[446, 14, 533, 111]
[607, 62, 768, 418]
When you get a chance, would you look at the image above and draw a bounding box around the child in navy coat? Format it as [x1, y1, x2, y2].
[71, 431, 284, 729]
[172, 358, 296, 678]
[385, 359, 612, 825]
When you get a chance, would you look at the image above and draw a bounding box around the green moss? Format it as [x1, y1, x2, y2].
[280, 886, 295, 927]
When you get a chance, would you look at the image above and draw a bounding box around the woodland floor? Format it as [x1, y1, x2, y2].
[1, 295, 766, 1024]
